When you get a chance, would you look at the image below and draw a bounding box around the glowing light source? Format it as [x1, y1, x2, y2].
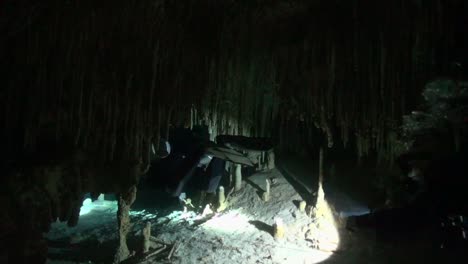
[79, 198, 117, 216]
[79, 198, 93, 216]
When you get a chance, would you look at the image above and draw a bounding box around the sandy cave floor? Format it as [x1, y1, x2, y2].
[45, 162, 467, 264]
[46, 169, 340, 264]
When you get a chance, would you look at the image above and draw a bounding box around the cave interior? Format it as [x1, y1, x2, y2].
[1, 0, 468, 263]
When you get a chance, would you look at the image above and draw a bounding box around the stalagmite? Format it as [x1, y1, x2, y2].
[262, 178, 270, 202]
[218, 186, 226, 205]
[114, 186, 137, 263]
[142, 222, 151, 254]
[319, 148, 324, 189]
[234, 164, 242, 192]
[273, 217, 285, 240]
[267, 150, 275, 170]
[227, 162, 233, 187]
[312, 148, 326, 219]
[217, 186, 226, 212]
[299, 201, 307, 213]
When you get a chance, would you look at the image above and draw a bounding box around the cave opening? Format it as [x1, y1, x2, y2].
[1, 0, 467, 264]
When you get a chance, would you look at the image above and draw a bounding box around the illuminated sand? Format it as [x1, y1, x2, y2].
[47, 169, 339, 264]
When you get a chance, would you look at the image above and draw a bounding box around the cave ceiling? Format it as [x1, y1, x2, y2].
[0, 0, 466, 162]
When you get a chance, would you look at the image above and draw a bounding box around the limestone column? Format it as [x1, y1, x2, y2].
[142, 222, 151, 254]
[262, 179, 270, 202]
[217, 186, 227, 212]
[114, 185, 137, 263]
[267, 150, 275, 170]
[234, 164, 242, 191]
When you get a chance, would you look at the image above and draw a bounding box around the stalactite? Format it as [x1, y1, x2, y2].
[165, 106, 173, 141]
[2, 0, 460, 168]
[155, 104, 161, 150]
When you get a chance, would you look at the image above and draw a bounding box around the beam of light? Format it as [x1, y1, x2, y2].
[162, 207, 337, 263]
[199, 201, 340, 264]
[266, 198, 340, 264]
[298, 182, 340, 263]
[313, 198, 340, 253]
[202, 209, 251, 233]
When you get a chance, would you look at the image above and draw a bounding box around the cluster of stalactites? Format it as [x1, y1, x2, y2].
[270, 0, 454, 161]
[1, 0, 458, 163]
